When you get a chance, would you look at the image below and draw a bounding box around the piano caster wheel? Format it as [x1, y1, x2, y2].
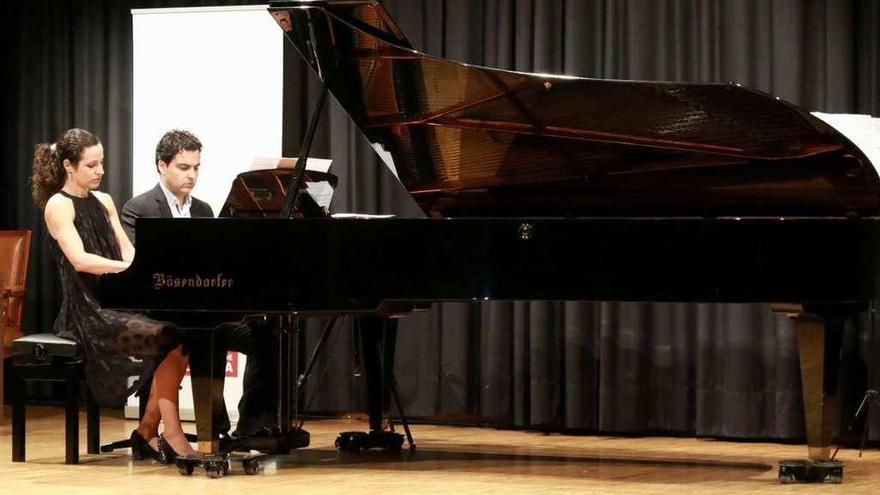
[778, 460, 843, 484]
[335, 434, 361, 454]
[778, 460, 804, 484]
[387, 435, 404, 453]
[336, 431, 405, 454]
[205, 460, 230, 479]
[243, 458, 263, 475]
[176, 454, 231, 478]
[816, 462, 844, 484]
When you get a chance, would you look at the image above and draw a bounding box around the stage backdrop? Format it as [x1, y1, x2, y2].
[127, 4, 282, 420]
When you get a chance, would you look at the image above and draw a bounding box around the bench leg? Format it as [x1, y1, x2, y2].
[86, 386, 100, 455]
[12, 370, 25, 462]
[65, 371, 79, 464]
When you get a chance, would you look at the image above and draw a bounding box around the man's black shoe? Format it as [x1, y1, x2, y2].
[218, 432, 238, 453]
[226, 427, 310, 454]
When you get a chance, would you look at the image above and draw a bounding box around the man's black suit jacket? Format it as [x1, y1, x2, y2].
[120, 183, 214, 245]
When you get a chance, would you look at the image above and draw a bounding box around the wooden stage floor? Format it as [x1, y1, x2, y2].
[1, 406, 879, 494]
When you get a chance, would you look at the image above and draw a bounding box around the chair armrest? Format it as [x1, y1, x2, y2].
[1, 286, 24, 322]
[1, 285, 25, 298]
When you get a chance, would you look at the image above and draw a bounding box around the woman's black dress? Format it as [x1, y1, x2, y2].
[49, 191, 175, 407]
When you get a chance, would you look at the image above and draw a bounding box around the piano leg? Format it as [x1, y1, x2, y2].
[360, 316, 393, 433]
[175, 319, 308, 478]
[335, 315, 406, 453]
[793, 313, 841, 462]
[167, 328, 241, 477]
[187, 330, 224, 454]
[774, 306, 845, 483]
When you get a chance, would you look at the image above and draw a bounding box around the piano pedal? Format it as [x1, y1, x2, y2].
[224, 427, 311, 455]
[335, 430, 405, 454]
[778, 460, 844, 484]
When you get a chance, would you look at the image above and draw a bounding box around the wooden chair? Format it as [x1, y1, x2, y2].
[1, 230, 31, 416]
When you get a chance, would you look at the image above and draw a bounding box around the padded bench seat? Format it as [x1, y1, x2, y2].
[10, 333, 99, 464]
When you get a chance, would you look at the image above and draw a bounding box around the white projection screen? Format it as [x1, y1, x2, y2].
[128, 5, 282, 421]
[132, 4, 282, 214]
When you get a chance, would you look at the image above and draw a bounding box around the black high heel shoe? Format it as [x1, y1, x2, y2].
[130, 430, 160, 461]
[157, 434, 180, 464]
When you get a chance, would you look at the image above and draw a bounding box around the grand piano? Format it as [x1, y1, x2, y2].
[100, 0, 880, 481]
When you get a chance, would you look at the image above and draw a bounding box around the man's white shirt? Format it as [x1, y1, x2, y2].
[158, 180, 192, 218]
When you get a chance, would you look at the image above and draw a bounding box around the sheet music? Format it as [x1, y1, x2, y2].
[811, 112, 880, 175]
[305, 181, 334, 208]
[249, 156, 333, 172]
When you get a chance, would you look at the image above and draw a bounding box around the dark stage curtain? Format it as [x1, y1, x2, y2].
[3, 0, 880, 442]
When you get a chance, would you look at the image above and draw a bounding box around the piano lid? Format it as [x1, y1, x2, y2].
[268, 0, 880, 218]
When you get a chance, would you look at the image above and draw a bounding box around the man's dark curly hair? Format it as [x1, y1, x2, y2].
[154, 129, 202, 173]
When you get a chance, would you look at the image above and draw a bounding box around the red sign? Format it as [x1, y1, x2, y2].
[225, 352, 238, 377]
[184, 352, 239, 377]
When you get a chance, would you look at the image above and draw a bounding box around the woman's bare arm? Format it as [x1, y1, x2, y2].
[94, 191, 135, 263]
[44, 194, 131, 274]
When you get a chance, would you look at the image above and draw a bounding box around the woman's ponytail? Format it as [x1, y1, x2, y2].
[31, 142, 65, 208]
[30, 128, 100, 208]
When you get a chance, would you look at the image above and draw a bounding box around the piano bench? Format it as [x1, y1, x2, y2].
[10, 333, 100, 464]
